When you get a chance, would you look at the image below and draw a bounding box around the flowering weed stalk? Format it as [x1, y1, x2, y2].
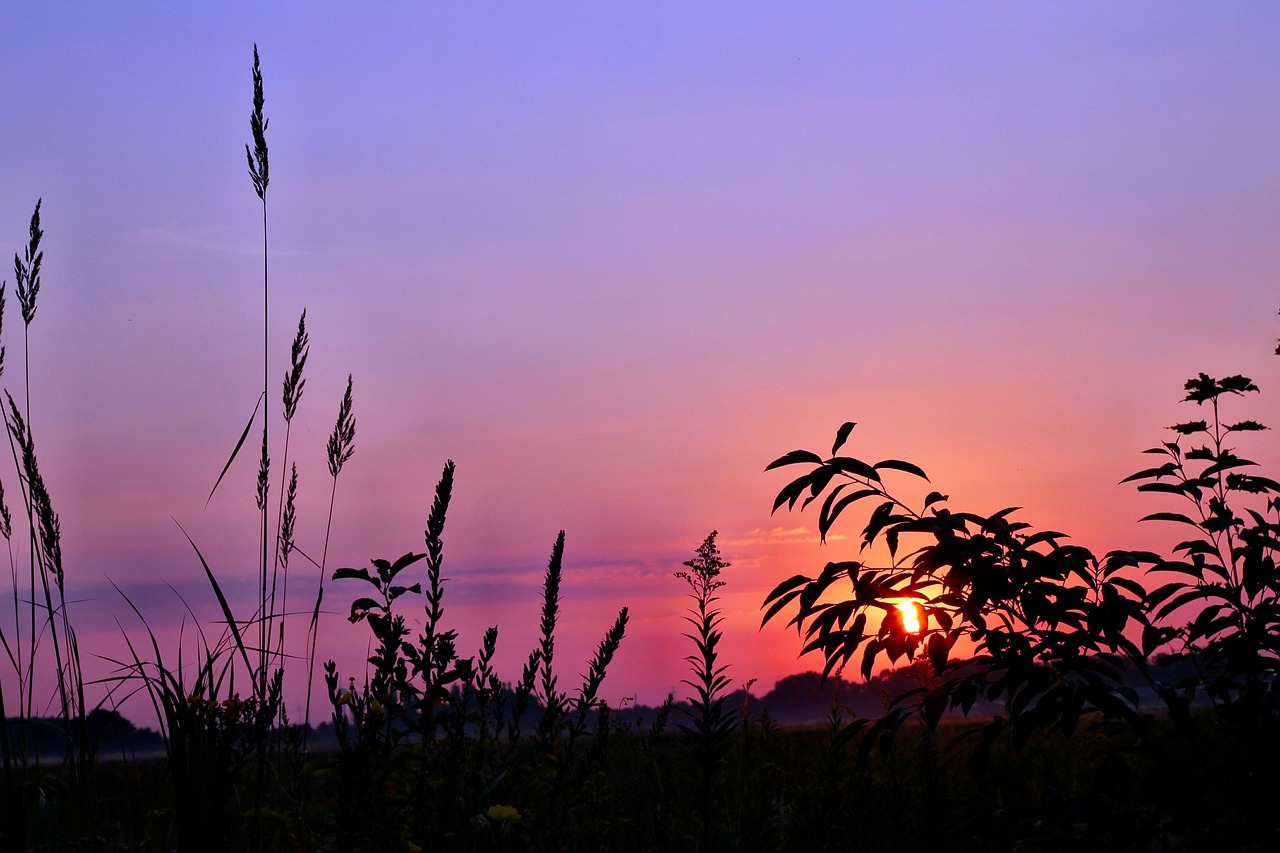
[676, 530, 736, 850]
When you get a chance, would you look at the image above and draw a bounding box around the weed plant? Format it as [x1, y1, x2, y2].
[675, 530, 736, 850]
[320, 464, 629, 850]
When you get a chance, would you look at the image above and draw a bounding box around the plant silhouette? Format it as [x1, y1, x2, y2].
[762, 423, 1148, 745]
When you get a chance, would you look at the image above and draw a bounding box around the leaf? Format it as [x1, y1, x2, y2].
[831, 421, 856, 456]
[1226, 473, 1280, 494]
[772, 472, 815, 514]
[333, 566, 377, 586]
[926, 632, 950, 672]
[1154, 587, 1218, 621]
[861, 500, 897, 547]
[349, 597, 379, 618]
[1182, 374, 1219, 403]
[1142, 624, 1173, 657]
[765, 449, 823, 471]
[801, 466, 842, 509]
[388, 551, 427, 579]
[1218, 374, 1259, 395]
[173, 520, 255, 684]
[818, 488, 880, 541]
[1021, 530, 1067, 549]
[1137, 481, 1195, 496]
[827, 456, 881, 481]
[205, 393, 264, 506]
[1203, 456, 1255, 477]
[761, 589, 805, 628]
[1139, 511, 1200, 527]
[1120, 462, 1179, 484]
[860, 638, 882, 681]
[1225, 420, 1267, 432]
[873, 459, 930, 481]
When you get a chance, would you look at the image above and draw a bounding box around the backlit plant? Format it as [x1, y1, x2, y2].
[675, 530, 736, 849]
[761, 424, 1149, 745]
[1120, 372, 1280, 723]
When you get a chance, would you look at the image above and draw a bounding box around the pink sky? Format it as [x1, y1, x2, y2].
[3, 4, 1280, 725]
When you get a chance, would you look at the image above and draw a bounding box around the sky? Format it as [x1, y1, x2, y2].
[2, 3, 1279, 725]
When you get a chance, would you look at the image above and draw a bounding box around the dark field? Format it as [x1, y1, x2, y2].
[4, 706, 1277, 852]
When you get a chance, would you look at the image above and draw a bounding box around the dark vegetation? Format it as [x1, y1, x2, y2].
[1, 45, 1279, 851]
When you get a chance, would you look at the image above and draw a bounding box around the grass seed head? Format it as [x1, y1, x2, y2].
[283, 309, 309, 421]
[246, 45, 269, 200]
[327, 375, 355, 477]
[256, 434, 269, 511]
[15, 199, 43, 326]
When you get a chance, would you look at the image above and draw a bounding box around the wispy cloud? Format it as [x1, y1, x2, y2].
[725, 526, 844, 547]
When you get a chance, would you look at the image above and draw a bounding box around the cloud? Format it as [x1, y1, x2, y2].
[725, 526, 844, 547]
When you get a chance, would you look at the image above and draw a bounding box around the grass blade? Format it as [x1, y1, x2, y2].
[206, 393, 264, 507]
[173, 520, 255, 683]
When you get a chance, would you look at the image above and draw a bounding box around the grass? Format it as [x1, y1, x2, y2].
[3, 706, 1276, 851]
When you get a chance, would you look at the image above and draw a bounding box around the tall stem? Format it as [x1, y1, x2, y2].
[269, 423, 293, 670]
[21, 331, 33, 724]
[302, 475, 339, 746]
[258, 198, 269, 700]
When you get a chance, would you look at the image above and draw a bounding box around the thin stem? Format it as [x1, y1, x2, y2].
[269, 422, 293, 673]
[259, 198, 269, 700]
[302, 474, 339, 743]
[20, 331, 33, 723]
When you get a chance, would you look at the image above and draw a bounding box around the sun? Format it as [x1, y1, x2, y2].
[896, 601, 922, 635]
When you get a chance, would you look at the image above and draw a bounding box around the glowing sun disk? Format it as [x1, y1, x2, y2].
[897, 601, 921, 634]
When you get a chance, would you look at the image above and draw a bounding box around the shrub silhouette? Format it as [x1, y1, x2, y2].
[1121, 372, 1280, 725]
[762, 423, 1149, 745]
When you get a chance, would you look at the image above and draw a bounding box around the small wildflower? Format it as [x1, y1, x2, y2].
[486, 804, 520, 823]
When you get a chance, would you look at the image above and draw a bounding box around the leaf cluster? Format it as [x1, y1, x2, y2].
[1120, 372, 1280, 718]
[763, 423, 1147, 744]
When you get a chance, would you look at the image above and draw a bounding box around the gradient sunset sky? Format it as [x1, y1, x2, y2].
[3, 3, 1279, 722]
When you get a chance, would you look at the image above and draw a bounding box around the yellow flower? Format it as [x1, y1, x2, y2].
[486, 804, 520, 823]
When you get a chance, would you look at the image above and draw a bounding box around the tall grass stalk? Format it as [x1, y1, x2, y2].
[302, 375, 355, 741]
[245, 42, 272, 703]
[0, 296, 12, 843]
[7, 204, 90, 779]
[12, 200, 41, 726]
[270, 311, 308, 672]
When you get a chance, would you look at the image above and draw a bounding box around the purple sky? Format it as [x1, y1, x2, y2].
[3, 4, 1280, 724]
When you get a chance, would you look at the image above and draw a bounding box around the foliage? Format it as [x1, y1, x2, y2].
[761, 425, 1147, 745]
[323, 462, 629, 849]
[1120, 372, 1280, 724]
